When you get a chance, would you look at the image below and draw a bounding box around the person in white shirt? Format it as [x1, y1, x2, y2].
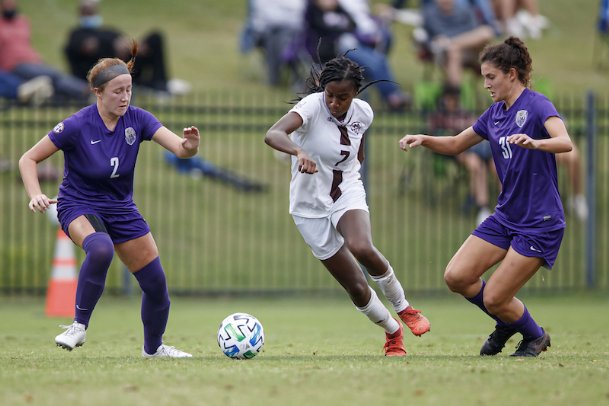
[241, 0, 306, 86]
[264, 55, 430, 356]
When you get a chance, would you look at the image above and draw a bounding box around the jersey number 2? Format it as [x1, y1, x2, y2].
[110, 157, 120, 178]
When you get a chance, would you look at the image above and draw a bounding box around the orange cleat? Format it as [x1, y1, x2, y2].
[384, 320, 407, 357]
[398, 306, 431, 337]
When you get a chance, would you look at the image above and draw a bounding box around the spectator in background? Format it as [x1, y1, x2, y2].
[492, 0, 548, 39]
[557, 146, 588, 221]
[64, 0, 190, 97]
[0, 0, 90, 103]
[304, 0, 410, 111]
[421, 0, 495, 88]
[338, 0, 393, 54]
[428, 83, 495, 224]
[0, 70, 53, 105]
[240, 0, 307, 87]
[164, 151, 267, 193]
[383, 1, 499, 33]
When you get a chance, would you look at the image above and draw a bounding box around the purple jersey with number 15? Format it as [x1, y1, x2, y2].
[48, 104, 162, 208]
[472, 88, 565, 232]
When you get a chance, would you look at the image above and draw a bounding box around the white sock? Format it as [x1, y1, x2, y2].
[356, 287, 399, 334]
[370, 265, 409, 313]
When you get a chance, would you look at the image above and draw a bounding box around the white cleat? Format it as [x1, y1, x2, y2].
[142, 344, 192, 359]
[55, 322, 86, 351]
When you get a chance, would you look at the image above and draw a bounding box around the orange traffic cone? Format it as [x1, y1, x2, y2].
[45, 228, 78, 317]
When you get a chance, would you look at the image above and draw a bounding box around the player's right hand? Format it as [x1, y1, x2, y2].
[296, 151, 317, 174]
[399, 134, 423, 151]
[28, 194, 57, 213]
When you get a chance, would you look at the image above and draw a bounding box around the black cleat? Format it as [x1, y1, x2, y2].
[511, 329, 551, 357]
[480, 325, 518, 356]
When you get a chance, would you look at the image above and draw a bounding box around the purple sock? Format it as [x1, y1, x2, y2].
[133, 257, 170, 355]
[506, 306, 543, 340]
[465, 280, 507, 326]
[74, 232, 114, 327]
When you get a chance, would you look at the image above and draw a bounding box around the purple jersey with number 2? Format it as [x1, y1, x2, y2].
[472, 88, 565, 232]
[48, 104, 162, 207]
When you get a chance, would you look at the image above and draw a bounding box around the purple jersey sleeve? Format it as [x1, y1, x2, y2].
[48, 108, 85, 151]
[133, 106, 163, 141]
[534, 95, 561, 130]
[472, 108, 491, 140]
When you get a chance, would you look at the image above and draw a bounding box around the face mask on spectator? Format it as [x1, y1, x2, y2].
[80, 14, 102, 28]
[2, 9, 17, 20]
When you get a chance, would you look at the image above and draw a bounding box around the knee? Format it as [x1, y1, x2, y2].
[135, 258, 169, 302]
[443, 268, 461, 292]
[147, 267, 167, 288]
[443, 265, 475, 294]
[482, 292, 508, 315]
[346, 279, 371, 305]
[83, 232, 114, 266]
[346, 240, 376, 262]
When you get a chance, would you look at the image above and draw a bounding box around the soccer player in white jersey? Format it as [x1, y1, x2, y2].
[265, 55, 430, 356]
[400, 37, 573, 357]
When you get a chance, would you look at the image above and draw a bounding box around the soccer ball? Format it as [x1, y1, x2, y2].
[217, 312, 264, 359]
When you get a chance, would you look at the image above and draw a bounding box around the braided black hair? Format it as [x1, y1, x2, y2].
[293, 51, 391, 102]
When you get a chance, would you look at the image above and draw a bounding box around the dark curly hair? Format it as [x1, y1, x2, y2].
[479, 36, 533, 88]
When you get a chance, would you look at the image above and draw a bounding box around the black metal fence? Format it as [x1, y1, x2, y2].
[1, 90, 607, 296]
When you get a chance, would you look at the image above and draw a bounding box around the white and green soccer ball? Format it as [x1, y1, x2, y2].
[217, 312, 264, 359]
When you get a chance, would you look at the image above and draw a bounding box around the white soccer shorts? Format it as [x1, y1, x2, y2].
[292, 188, 368, 260]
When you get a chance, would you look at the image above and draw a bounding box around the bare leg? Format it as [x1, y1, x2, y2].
[444, 234, 506, 298]
[320, 245, 371, 307]
[321, 246, 399, 337]
[336, 209, 389, 276]
[483, 249, 543, 322]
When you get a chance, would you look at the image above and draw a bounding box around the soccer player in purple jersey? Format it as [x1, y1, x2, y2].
[399, 37, 574, 357]
[265, 56, 430, 357]
[19, 43, 199, 358]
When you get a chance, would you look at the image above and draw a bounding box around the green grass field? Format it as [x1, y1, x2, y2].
[1, 294, 608, 406]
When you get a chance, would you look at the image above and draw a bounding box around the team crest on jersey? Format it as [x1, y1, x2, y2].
[515, 110, 528, 128]
[53, 122, 64, 133]
[124, 127, 136, 145]
[349, 121, 364, 135]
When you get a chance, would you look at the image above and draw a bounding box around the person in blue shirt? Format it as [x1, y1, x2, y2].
[19, 43, 197, 358]
[399, 36, 573, 357]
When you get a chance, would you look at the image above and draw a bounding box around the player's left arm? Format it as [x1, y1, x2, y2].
[152, 126, 200, 158]
[506, 116, 573, 153]
[358, 134, 365, 163]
